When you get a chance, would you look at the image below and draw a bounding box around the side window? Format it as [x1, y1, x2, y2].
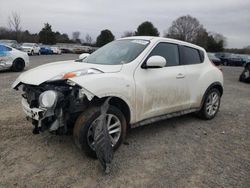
[0, 45, 11, 52]
[5, 46, 12, 51]
[0, 45, 4, 52]
[148, 42, 180, 66]
[183, 46, 202, 65]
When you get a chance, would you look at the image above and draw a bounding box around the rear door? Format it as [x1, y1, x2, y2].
[134, 42, 190, 122]
[180, 45, 205, 108]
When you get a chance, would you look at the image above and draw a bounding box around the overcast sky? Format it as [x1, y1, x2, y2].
[0, 0, 249, 48]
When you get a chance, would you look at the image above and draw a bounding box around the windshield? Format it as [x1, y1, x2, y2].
[82, 39, 149, 65]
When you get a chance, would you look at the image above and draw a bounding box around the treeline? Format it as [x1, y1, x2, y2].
[1, 13, 249, 53]
[224, 47, 250, 55]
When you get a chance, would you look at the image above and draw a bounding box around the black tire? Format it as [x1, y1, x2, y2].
[31, 50, 34, 56]
[12, 59, 25, 72]
[73, 105, 127, 158]
[197, 88, 221, 120]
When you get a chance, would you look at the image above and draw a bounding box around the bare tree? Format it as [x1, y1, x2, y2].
[7, 12, 22, 40]
[121, 31, 134, 38]
[85, 34, 93, 44]
[72, 31, 80, 41]
[166, 15, 204, 43]
[213, 32, 227, 47]
[8, 12, 22, 32]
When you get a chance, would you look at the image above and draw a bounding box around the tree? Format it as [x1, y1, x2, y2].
[72, 31, 80, 42]
[84, 34, 93, 44]
[166, 15, 203, 43]
[213, 33, 226, 48]
[135, 21, 159, 36]
[121, 31, 134, 38]
[38, 23, 56, 44]
[206, 33, 224, 52]
[55, 31, 71, 43]
[8, 12, 22, 41]
[8, 12, 21, 32]
[96, 29, 115, 47]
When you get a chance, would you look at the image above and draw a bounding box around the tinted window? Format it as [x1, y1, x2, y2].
[148, 42, 179, 66]
[0, 45, 11, 52]
[183, 46, 202, 65]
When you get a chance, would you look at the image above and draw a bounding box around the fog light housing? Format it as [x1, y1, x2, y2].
[39, 90, 57, 108]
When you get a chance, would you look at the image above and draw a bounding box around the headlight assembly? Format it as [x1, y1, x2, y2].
[49, 68, 103, 81]
[39, 90, 58, 108]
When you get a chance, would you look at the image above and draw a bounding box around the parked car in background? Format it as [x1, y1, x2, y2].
[0, 39, 22, 50]
[12, 37, 223, 158]
[238, 54, 250, 66]
[51, 47, 61, 54]
[21, 43, 41, 55]
[207, 53, 221, 66]
[226, 54, 246, 66]
[60, 48, 73, 54]
[39, 46, 53, 55]
[215, 52, 232, 66]
[0, 43, 29, 72]
[215, 52, 249, 66]
[72, 48, 87, 54]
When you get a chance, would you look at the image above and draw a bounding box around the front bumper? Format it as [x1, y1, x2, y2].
[21, 98, 46, 120]
[22, 49, 32, 53]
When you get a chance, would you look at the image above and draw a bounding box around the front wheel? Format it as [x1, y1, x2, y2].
[197, 88, 221, 120]
[12, 59, 25, 72]
[73, 105, 127, 158]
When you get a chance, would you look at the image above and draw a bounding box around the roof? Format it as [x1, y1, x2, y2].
[119, 36, 205, 51]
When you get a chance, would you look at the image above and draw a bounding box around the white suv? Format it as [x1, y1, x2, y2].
[12, 37, 223, 157]
[21, 43, 40, 55]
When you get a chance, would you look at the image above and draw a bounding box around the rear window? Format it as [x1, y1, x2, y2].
[183, 46, 202, 65]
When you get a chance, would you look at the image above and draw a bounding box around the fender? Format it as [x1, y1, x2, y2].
[199, 82, 223, 110]
[69, 73, 136, 123]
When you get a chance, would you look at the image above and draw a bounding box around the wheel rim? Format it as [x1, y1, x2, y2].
[87, 114, 122, 150]
[206, 92, 219, 116]
[15, 61, 24, 71]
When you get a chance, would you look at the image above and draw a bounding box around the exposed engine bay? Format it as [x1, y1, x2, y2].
[19, 80, 90, 134]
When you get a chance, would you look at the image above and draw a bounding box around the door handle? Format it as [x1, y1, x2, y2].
[176, 73, 185, 79]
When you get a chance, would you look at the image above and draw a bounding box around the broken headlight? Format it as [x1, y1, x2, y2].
[39, 90, 58, 108]
[50, 68, 103, 81]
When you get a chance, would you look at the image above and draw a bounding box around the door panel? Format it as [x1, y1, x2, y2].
[134, 42, 190, 122]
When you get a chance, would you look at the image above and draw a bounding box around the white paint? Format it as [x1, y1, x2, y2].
[13, 37, 223, 124]
[0, 44, 29, 70]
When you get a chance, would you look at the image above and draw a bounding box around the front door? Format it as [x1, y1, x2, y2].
[134, 42, 190, 122]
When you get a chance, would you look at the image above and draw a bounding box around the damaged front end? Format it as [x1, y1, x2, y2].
[17, 80, 91, 135]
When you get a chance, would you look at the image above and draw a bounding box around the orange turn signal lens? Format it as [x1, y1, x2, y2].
[63, 72, 77, 79]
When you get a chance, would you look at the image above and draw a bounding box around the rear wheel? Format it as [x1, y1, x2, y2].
[12, 59, 25, 72]
[197, 88, 221, 120]
[73, 105, 127, 158]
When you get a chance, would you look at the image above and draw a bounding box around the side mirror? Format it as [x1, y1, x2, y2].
[79, 53, 90, 60]
[145, 55, 166, 68]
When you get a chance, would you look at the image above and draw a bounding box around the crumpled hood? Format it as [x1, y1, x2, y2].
[13, 60, 122, 87]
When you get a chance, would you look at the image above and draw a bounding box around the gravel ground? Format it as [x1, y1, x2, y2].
[0, 54, 249, 188]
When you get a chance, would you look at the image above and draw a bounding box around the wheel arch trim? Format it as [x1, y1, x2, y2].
[199, 82, 223, 109]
